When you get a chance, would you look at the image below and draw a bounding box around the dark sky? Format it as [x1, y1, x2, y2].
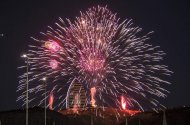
[0, 0, 189, 111]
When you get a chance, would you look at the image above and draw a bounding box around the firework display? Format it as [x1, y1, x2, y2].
[18, 6, 172, 111]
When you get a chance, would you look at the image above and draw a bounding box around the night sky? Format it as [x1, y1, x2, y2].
[0, 0, 189, 111]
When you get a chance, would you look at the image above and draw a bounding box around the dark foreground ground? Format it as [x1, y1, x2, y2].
[0, 106, 190, 125]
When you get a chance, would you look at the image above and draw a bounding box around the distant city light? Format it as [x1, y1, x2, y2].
[21, 54, 27, 58]
[42, 77, 47, 81]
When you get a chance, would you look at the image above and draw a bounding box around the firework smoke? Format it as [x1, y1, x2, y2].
[18, 6, 172, 112]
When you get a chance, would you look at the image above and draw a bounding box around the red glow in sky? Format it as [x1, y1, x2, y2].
[49, 92, 54, 110]
[45, 41, 60, 52]
[90, 87, 96, 107]
[49, 60, 58, 69]
[121, 96, 127, 110]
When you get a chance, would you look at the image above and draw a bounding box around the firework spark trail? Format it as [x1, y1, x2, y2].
[18, 6, 172, 112]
